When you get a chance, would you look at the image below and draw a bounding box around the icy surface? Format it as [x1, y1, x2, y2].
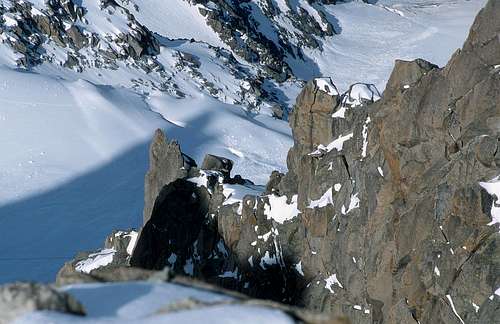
[14, 282, 295, 324]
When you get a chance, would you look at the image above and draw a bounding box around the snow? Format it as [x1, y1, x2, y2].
[343, 84, 380, 107]
[75, 249, 116, 274]
[315, 78, 338, 96]
[361, 117, 371, 158]
[324, 274, 343, 294]
[222, 184, 264, 215]
[308, 188, 334, 209]
[310, 133, 354, 156]
[14, 281, 295, 323]
[302, 0, 486, 91]
[128, 0, 227, 48]
[0, 0, 486, 284]
[434, 266, 440, 277]
[125, 232, 138, 256]
[377, 167, 384, 177]
[341, 193, 360, 215]
[332, 105, 347, 119]
[446, 294, 465, 324]
[334, 183, 342, 192]
[294, 261, 304, 276]
[479, 176, 500, 228]
[264, 194, 300, 224]
[259, 251, 277, 269]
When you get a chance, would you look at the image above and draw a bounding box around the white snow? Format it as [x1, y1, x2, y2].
[222, 184, 264, 215]
[332, 105, 347, 119]
[434, 266, 440, 277]
[14, 281, 295, 323]
[0, 0, 486, 284]
[309, 133, 354, 156]
[361, 117, 371, 158]
[324, 274, 343, 294]
[446, 294, 465, 324]
[259, 251, 277, 269]
[334, 183, 342, 192]
[479, 176, 500, 228]
[294, 261, 304, 276]
[264, 194, 300, 224]
[343, 84, 380, 107]
[341, 193, 360, 215]
[315, 78, 338, 96]
[125, 232, 138, 256]
[308, 188, 334, 209]
[377, 167, 384, 177]
[75, 249, 116, 274]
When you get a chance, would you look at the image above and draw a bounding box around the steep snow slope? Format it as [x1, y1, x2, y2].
[297, 0, 487, 90]
[14, 282, 296, 324]
[0, 0, 486, 283]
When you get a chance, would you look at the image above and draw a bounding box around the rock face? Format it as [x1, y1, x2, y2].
[0, 283, 85, 323]
[59, 2, 500, 323]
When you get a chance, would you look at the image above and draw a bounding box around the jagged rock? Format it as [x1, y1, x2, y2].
[143, 129, 196, 223]
[201, 154, 234, 180]
[55, 2, 500, 323]
[128, 2, 500, 323]
[0, 282, 85, 323]
[56, 229, 138, 285]
[56, 265, 173, 286]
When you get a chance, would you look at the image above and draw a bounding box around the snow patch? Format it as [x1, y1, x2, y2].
[294, 261, 304, 276]
[75, 249, 116, 274]
[309, 133, 354, 156]
[315, 78, 338, 96]
[479, 176, 500, 228]
[446, 294, 465, 324]
[341, 193, 360, 215]
[308, 188, 333, 209]
[325, 274, 343, 294]
[264, 194, 300, 224]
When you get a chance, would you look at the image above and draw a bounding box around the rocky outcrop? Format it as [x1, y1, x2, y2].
[0, 283, 85, 323]
[56, 229, 138, 285]
[189, 0, 337, 81]
[57, 1, 499, 323]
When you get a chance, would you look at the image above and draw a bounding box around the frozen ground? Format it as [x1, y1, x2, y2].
[0, 0, 486, 283]
[14, 282, 296, 324]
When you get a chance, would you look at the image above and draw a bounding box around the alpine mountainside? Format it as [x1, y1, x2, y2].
[50, 1, 500, 323]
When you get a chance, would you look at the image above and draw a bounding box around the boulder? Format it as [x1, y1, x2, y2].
[0, 283, 85, 323]
[201, 154, 234, 180]
[143, 129, 196, 223]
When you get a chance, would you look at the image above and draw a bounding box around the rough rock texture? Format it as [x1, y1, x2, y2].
[189, 0, 336, 81]
[56, 229, 138, 285]
[58, 2, 500, 323]
[0, 282, 85, 323]
[143, 129, 196, 223]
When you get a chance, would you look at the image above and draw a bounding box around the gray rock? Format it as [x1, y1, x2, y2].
[0, 283, 85, 323]
[143, 129, 196, 223]
[201, 154, 234, 180]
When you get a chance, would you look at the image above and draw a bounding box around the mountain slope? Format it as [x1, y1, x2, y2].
[0, 0, 487, 284]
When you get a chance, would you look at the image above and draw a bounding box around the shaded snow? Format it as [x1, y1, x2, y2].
[14, 281, 295, 323]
